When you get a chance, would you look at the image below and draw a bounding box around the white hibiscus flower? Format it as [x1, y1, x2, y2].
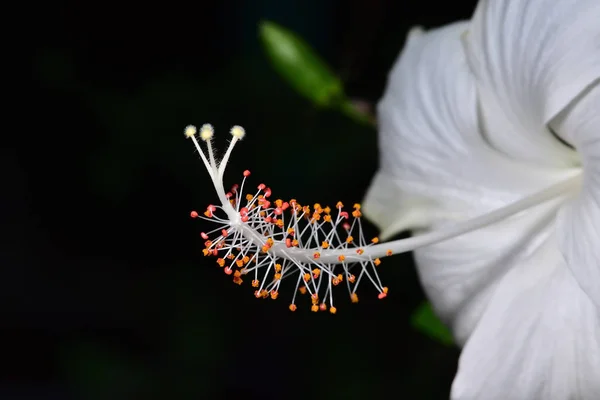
[363, 0, 599, 398]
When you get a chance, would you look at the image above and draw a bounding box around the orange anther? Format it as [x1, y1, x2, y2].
[329, 307, 337, 314]
[311, 304, 319, 312]
[336, 201, 344, 209]
[221, 229, 228, 237]
[351, 293, 359, 303]
[270, 290, 278, 300]
[299, 286, 307, 295]
[274, 263, 282, 272]
[383, 287, 388, 294]
[233, 270, 242, 278]
[371, 237, 380, 244]
[246, 194, 254, 201]
[292, 239, 299, 247]
[311, 294, 319, 304]
[386, 250, 393, 256]
[321, 241, 329, 249]
[289, 304, 297, 312]
[243, 256, 250, 264]
[275, 199, 283, 207]
[352, 210, 362, 218]
[252, 280, 259, 287]
[338, 255, 346, 262]
[312, 268, 321, 278]
[202, 249, 210, 256]
[236, 260, 244, 268]
[216, 258, 225, 267]
[190, 211, 199, 218]
[323, 206, 331, 214]
[204, 210, 213, 218]
[353, 203, 361, 209]
[274, 273, 282, 280]
[233, 276, 243, 285]
[303, 273, 311, 282]
[348, 274, 356, 283]
[346, 236, 354, 243]
[374, 258, 381, 266]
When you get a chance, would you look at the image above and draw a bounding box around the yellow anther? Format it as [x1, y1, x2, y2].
[184, 125, 197, 138]
[275, 199, 283, 207]
[246, 194, 254, 201]
[230, 125, 246, 139]
[200, 124, 214, 141]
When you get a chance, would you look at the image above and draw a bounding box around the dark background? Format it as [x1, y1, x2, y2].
[9, 0, 476, 398]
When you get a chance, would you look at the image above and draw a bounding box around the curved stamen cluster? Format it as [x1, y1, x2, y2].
[185, 124, 388, 312]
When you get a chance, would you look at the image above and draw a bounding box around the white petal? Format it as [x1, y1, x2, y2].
[464, 0, 599, 167]
[363, 22, 577, 343]
[451, 235, 600, 400]
[363, 21, 572, 240]
[552, 83, 600, 311]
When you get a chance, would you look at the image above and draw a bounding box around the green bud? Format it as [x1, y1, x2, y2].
[259, 20, 343, 108]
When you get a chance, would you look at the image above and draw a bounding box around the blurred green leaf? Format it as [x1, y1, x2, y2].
[411, 302, 454, 346]
[259, 20, 343, 108]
